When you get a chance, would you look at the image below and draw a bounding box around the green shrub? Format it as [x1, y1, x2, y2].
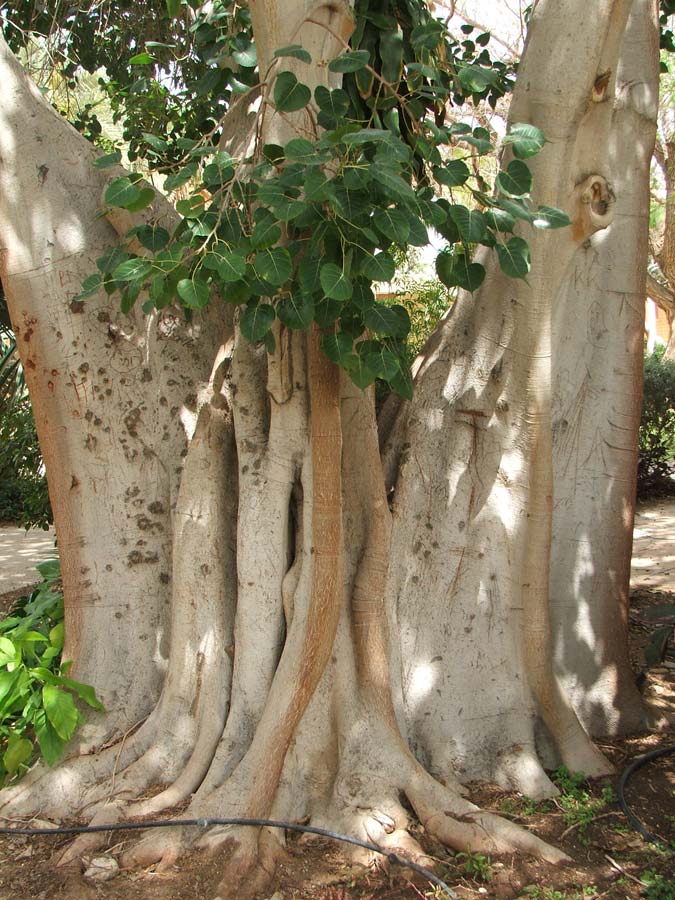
[639, 348, 675, 493]
[0, 327, 52, 529]
[0, 560, 103, 785]
[641, 871, 675, 900]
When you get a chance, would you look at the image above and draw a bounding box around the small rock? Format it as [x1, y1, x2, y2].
[83, 856, 119, 883]
[267, 892, 285, 900]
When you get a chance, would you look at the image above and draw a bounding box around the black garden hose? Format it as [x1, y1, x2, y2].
[0, 815, 457, 898]
[617, 744, 675, 849]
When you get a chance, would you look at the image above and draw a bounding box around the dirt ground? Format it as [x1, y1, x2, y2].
[0, 577, 672, 899]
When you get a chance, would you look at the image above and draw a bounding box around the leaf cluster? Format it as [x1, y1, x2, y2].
[3, 0, 257, 162]
[83, 95, 566, 398]
[48, 0, 570, 396]
[0, 560, 103, 784]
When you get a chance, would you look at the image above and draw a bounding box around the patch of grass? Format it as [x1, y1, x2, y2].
[641, 871, 675, 900]
[519, 886, 598, 900]
[551, 766, 616, 846]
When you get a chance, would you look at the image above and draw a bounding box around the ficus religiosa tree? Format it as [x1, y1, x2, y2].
[0, 0, 663, 895]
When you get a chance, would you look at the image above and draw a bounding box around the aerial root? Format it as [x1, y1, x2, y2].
[0, 735, 144, 820]
[53, 801, 126, 867]
[209, 826, 285, 900]
[406, 770, 571, 866]
[363, 826, 437, 872]
[119, 824, 187, 872]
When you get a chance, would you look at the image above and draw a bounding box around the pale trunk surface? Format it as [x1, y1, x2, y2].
[0, 0, 659, 894]
[551, 4, 659, 734]
[0, 38, 232, 743]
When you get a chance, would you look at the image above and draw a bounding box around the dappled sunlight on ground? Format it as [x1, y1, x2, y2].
[0, 525, 56, 593]
[631, 500, 675, 592]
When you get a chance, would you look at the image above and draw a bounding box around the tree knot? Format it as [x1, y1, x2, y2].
[571, 175, 614, 242]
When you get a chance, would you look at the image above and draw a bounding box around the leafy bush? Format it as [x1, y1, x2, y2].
[0, 326, 52, 529]
[641, 871, 675, 900]
[639, 348, 675, 493]
[0, 560, 103, 785]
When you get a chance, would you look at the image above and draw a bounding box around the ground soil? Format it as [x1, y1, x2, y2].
[0, 594, 672, 899]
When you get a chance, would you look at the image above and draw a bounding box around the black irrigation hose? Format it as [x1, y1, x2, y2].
[0, 816, 457, 899]
[617, 744, 675, 849]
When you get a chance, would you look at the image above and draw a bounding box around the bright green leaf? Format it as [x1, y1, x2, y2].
[49, 623, 64, 650]
[273, 44, 311, 64]
[177, 278, 210, 309]
[436, 250, 485, 292]
[343, 355, 376, 390]
[448, 205, 487, 243]
[136, 225, 170, 252]
[496, 236, 531, 279]
[0, 636, 16, 666]
[253, 248, 292, 286]
[496, 159, 533, 198]
[240, 303, 275, 342]
[112, 258, 152, 283]
[457, 64, 497, 93]
[42, 684, 79, 741]
[433, 159, 470, 188]
[327, 50, 370, 73]
[274, 71, 311, 113]
[503, 122, 547, 159]
[54, 676, 104, 711]
[533, 205, 571, 229]
[363, 304, 408, 337]
[73, 273, 103, 302]
[321, 331, 353, 364]
[373, 208, 410, 244]
[129, 51, 155, 65]
[92, 151, 122, 170]
[3, 734, 33, 775]
[361, 252, 396, 282]
[34, 709, 65, 767]
[320, 263, 353, 301]
[104, 177, 141, 209]
[277, 294, 314, 329]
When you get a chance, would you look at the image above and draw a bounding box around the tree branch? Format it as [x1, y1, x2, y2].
[647, 272, 675, 317]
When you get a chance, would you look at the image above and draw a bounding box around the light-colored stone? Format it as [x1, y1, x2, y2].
[83, 856, 119, 883]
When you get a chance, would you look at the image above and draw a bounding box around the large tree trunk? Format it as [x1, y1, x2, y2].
[0, 35, 232, 744]
[551, 3, 659, 735]
[0, 0, 658, 895]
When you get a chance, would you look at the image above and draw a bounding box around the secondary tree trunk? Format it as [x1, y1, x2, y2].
[0, 0, 658, 895]
[551, 1, 659, 735]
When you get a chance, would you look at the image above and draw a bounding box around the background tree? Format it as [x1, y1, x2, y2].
[0, 1, 660, 896]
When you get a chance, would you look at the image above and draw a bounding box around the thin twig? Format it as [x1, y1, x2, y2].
[559, 810, 621, 839]
[604, 854, 647, 887]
